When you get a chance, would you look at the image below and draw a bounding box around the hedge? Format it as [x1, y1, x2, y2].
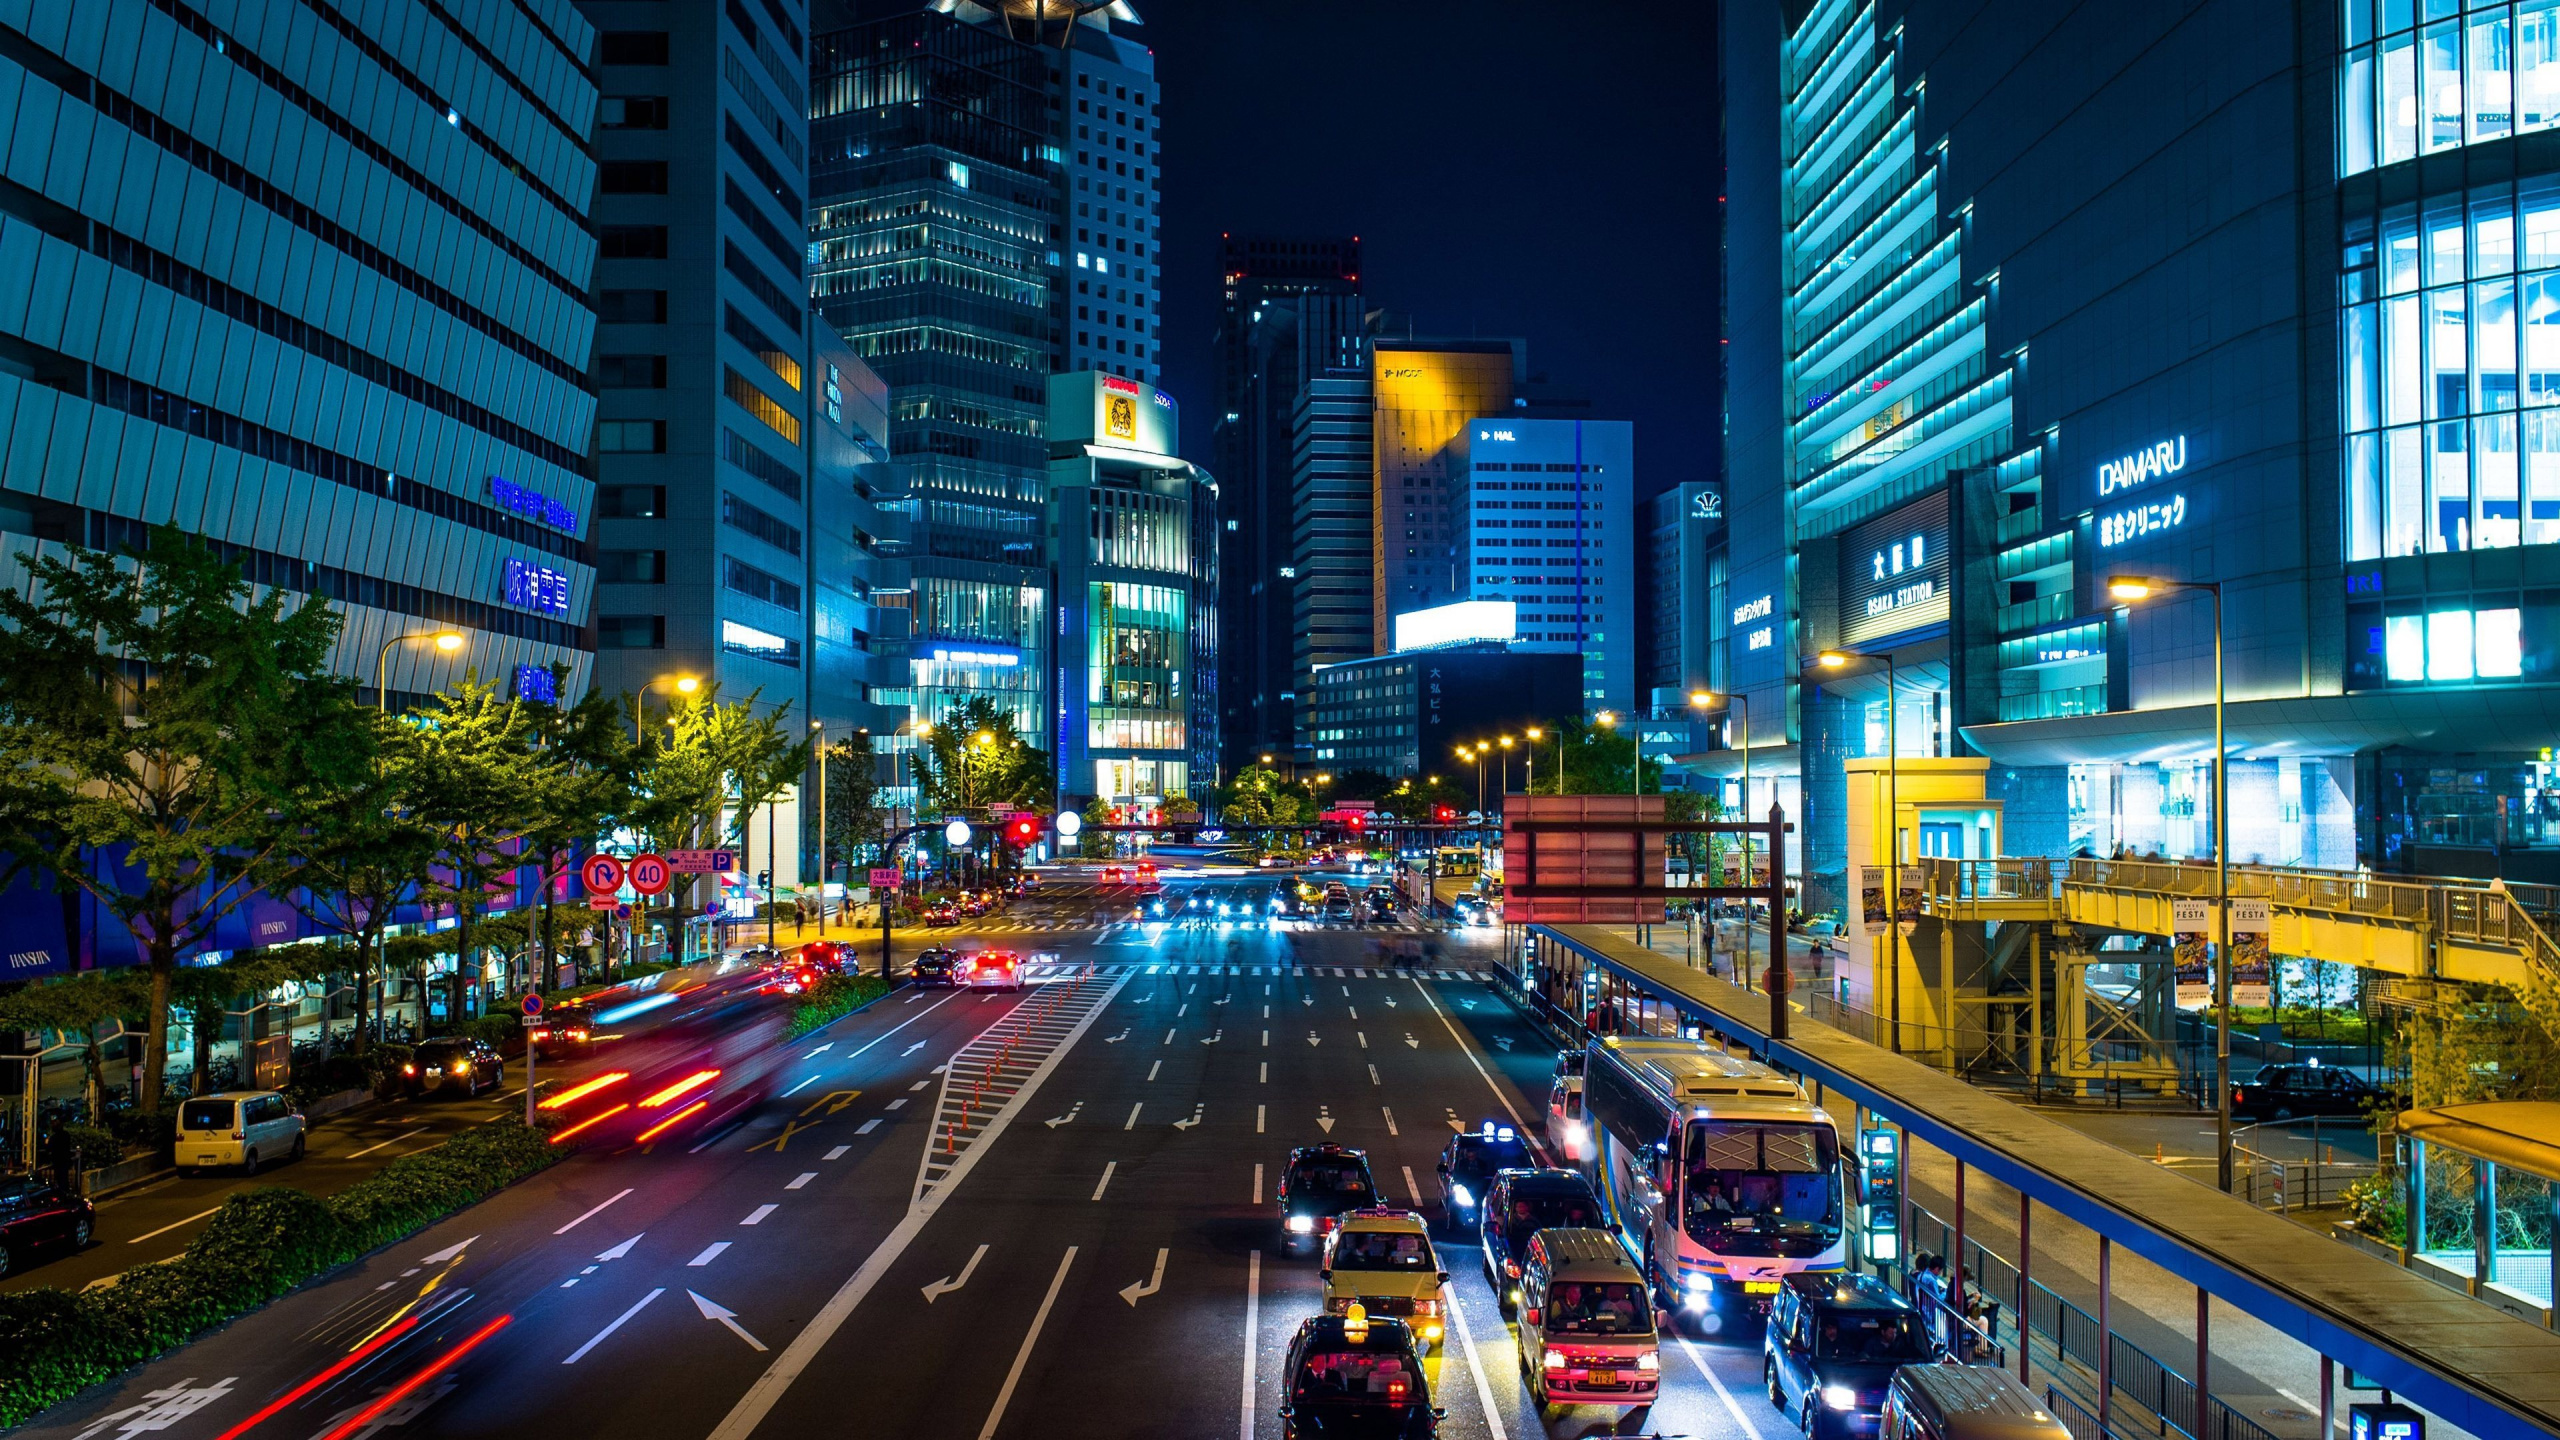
[0, 1118, 561, 1427]
[785, 973, 893, 1039]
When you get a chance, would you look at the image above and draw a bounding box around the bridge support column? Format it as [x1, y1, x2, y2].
[1953, 1158, 1967, 1334]
[2196, 1288, 2211, 1440]
[2098, 1236, 2113, 1433]
[2017, 1192, 2032, 1385]
[2320, 1355, 2334, 1440]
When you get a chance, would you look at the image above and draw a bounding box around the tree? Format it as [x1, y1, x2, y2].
[1373, 775, 1470, 823]
[520, 676, 637, 989]
[822, 731, 887, 877]
[624, 684, 807, 935]
[0, 533, 368, 1112]
[1078, 797, 1118, 860]
[273, 712, 442, 1055]
[912, 700, 1052, 816]
[394, 678, 549, 1029]
[1517, 716, 1666, 797]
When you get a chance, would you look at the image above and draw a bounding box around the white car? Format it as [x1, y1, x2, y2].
[177, 1090, 307, 1174]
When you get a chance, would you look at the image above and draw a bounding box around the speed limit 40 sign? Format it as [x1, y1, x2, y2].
[627, 852, 672, 896]
[580, 853, 626, 894]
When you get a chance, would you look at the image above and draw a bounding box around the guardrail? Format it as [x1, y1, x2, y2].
[2232, 1116, 2379, 1213]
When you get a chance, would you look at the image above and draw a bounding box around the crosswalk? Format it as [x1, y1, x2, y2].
[1017, 959, 1507, 983]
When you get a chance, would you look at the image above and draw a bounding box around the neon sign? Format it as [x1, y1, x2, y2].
[488, 476, 578, 532]
[502, 558, 571, 615]
[2097, 494, 2189, 548]
[2097, 436, 2188, 496]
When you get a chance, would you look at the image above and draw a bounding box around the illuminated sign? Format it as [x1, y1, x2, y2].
[823, 363, 843, 426]
[488, 476, 577, 532]
[1062, 371, 1175, 455]
[1690, 489, 1724, 522]
[2097, 494, 2189, 547]
[1394, 599, 1517, 652]
[1841, 490, 1951, 644]
[2097, 435, 2188, 495]
[928, 644, 1024, 668]
[502, 557, 571, 615]
[513, 665, 558, 704]
[1477, 428, 1517, 442]
[1731, 594, 1773, 626]
[1105, 392, 1138, 441]
[1745, 626, 1774, 651]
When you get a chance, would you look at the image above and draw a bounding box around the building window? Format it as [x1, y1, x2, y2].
[601, 225, 669, 258]
[598, 419, 665, 453]
[598, 615, 667, 649]
[601, 161, 669, 193]
[725, 366, 801, 446]
[600, 31, 670, 65]
[2342, 0, 2560, 177]
[599, 288, 668, 322]
[722, 490, 804, 556]
[724, 305, 803, 391]
[598, 485, 668, 518]
[600, 354, 667, 388]
[601, 96, 670, 129]
[722, 618, 801, 666]
[725, 557, 802, 612]
[596, 549, 666, 584]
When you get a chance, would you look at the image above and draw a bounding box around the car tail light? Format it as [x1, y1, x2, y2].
[403, 1064, 417, 1075]
[1504, 1260, 1521, 1278]
[232, 1130, 245, 1140]
[1413, 1299, 1439, 1317]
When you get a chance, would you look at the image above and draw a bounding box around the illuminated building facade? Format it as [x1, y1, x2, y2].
[1451, 418, 1638, 713]
[1370, 340, 1524, 651]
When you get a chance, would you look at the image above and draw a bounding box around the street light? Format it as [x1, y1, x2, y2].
[1525, 726, 1543, 795]
[374, 630, 464, 712]
[634, 673, 700, 741]
[1498, 735, 1516, 811]
[1691, 689, 1751, 880]
[813, 719, 829, 935]
[1814, 648, 1904, 1052]
[1594, 710, 1645, 797]
[2109, 574, 2236, 1192]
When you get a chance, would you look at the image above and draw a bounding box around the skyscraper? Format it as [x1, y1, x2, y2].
[1452, 418, 1638, 713]
[1210, 236, 1365, 769]
[0, 2, 599, 714]
[1290, 369, 1377, 755]
[1370, 340, 1524, 652]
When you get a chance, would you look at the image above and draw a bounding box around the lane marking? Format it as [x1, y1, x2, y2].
[1402, 1165, 1425, 1206]
[344, 1126, 431, 1160]
[1382, 1106, 1399, 1136]
[126, 1207, 220, 1245]
[1408, 976, 1540, 1154]
[855, 1119, 882, 1135]
[922, 1243, 990, 1303]
[689, 1242, 731, 1266]
[1148, 1061, 1161, 1081]
[826, 1145, 852, 1159]
[1442, 1282, 1511, 1440]
[781, 1075, 819, 1098]
[564, 1287, 663, 1364]
[1368, 1064, 1381, 1086]
[975, 1247, 1078, 1440]
[1256, 1104, 1266, 1134]
[1163, 1028, 1177, 1045]
[885, 1099, 907, 1110]
[1259, 1062, 1268, 1083]
[786, 1173, 816, 1190]
[910, 1080, 931, 1091]
[1124, 1102, 1144, 1130]
[1239, 1251, 1261, 1440]
[1092, 1160, 1117, 1201]
[1252, 1162, 1264, 1204]
[740, 1204, 778, 1226]
[1679, 1333, 1769, 1440]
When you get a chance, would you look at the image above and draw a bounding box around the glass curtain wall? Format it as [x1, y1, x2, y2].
[2342, 0, 2560, 176]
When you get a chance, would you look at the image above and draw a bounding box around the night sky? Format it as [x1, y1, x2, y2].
[1137, 3, 1723, 501]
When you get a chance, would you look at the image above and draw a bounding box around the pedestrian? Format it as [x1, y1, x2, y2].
[1910, 1252, 1946, 1330]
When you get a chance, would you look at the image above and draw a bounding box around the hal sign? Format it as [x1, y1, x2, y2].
[580, 854, 626, 894]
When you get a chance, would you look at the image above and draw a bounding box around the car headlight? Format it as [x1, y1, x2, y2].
[1450, 1183, 1473, 1208]
[1287, 1214, 1315, 1234]
[1636, 1353, 1660, 1372]
[1542, 1351, 1566, 1370]
[1822, 1385, 1859, 1411]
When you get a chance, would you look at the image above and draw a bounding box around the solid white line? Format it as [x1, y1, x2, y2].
[782, 1075, 819, 1098]
[564, 1287, 664, 1364]
[1124, 1102, 1144, 1130]
[825, 1144, 851, 1159]
[553, 1187, 638, 1236]
[740, 1204, 778, 1226]
[1442, 1282, 1510, 1440]
[856, 1118, 882, 1135]
[704, 974, 1129, 1440]
[344, 1126, 431, 1160]
[1092, 1161, 1116, 1201]
[786, 1173, 816, 1190]
[126, 1207, 220, 1245]
[1239, 1251, 1261, 1440]
[1408, 976, 1541, 1158]
[976, 1246, 1077, 1440]
[1679, 1334, 1768, 1440]
[1252, 1162, 1264, 1205]
[689, 1242, 731, 1266]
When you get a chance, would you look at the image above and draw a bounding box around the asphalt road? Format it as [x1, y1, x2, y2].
[4, 866, 2342, 1440]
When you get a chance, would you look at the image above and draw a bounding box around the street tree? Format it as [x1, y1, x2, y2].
[521, 675, 638, 989]
[273, 712, 442, 1055]
[822, 730, 887, 871]
[912, 700, 1052, 816]
[393, 678, 549, 1029]
[0, 533, 368, 1112]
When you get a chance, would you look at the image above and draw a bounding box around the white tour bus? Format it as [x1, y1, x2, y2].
[1580, 1036, 1849, 1317]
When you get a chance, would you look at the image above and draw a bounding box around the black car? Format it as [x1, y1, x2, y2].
[0, 1172, 94, 1280]
[1279, 1313, 1441, 1440]
[2231, 1063, 2397, 1121]
[1435, 1123, 1535, 1232]
[1477, 1167, 1604, 1317]
[1281, 1143, 1380, 1255]
[1765, 1273, 1936, 1439]
[912, 947, 962, 986]
[1366, 888, 1397, 921]
[531, 1004, 595, 1058]
[403, 1037, 505, 1097]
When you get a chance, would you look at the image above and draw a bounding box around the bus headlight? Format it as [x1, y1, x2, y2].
[1450, 1183, 1473, 1209]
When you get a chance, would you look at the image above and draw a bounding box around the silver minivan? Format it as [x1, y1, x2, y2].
[177, 1091, 307, 1173]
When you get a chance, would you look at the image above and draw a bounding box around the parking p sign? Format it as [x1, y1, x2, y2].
[580, 853, 626, 894]
[627, 853, 672, 896]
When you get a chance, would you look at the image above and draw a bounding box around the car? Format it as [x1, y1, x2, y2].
[912, 946, 962, 986]
[0, 1173, 94, 1279]
[1280, 1143, 1381, 1255]
[1545, 1072, 1588, 1160]
[1436, 1122, 1535, 1232]
[923, 902, 960, 926]
[1478, 1168, 1604, 1317]
[1279, 1311, 1441, 1439]
[403, 1037, 506, 1098]
[2231, 1062, 2398, 1121]
[956, 948, 1024, 991]
[1101, 865, 1127, 884]
[1367, 889, 1398, 921]
[799, 940, 849, 974]
[1516, 1228, 1660, 1416]
[530, 1004, 596, 1058]
[1321, 1209, 1449, 1352]
[1765, 1273, 1935, 1439]
[1321, 894, 1355, 924]
[176, 1091, 307, 1173]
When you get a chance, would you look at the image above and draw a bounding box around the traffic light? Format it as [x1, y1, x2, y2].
[1347, 814, 1365, 834]
[1432, 804, 1457, 824]
[756, 869, 772, 888]
[1006, 815, 1043, 848]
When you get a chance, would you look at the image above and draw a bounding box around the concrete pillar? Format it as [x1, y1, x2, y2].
[2097, 1236, 2113, 1432]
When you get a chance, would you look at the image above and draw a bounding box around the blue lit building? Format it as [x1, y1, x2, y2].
[1452, 417, 1638, 714]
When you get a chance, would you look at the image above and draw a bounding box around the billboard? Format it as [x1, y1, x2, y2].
[1047, 371, 1177, 457]
[1394, 600, 1517, 652]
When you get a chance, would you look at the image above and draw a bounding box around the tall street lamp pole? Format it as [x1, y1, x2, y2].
[1524, 726, 1542, 795]
[1816, 649, 1901, 1051]
[374, 630, 464, 712]
[1692, 689, 1747, 878]
[813, 719, 827, 936]
[1498, 735, 1516, 814]
[634, 673, 701, 742]
[2109, 575, 2233, 1191]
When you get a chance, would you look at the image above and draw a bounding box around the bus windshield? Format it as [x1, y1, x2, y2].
[1683, 1121, 1842, 1256]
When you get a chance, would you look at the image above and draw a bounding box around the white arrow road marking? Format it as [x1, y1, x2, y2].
[1383, 997, 1398, 1008]
[976, 1247, 1077, 1440]
[921, 1243, 989, 1303]
[1317, 1105, 1335, 1135]
[1201, 1029, 1223, 1045]
[1173, 1104, 1204, 1130]
[1092, 1161, 1116, 1201]
[1119, 1248, 1169, 1306]
[1302, 995, 1312, 1006]
[1216, 995, 1231, 1005]
[1045, 1101, 1086, 1128]
[564, 1287, 663, 1364]
[1382, 1107, 1399, 1136]
[689, 1291, 769, 1352]
[1124, 1102, 1145, 1129]
[689, 1243, 730, 1266]
[1307, 1032, 1321, 1047]
[1410, 977, 1542, 1159]
[420, 1235, 478, 1264]
[595, 1234, 643, 1262]
[902, 1040, 929, 1057]
[1104, 1028, 1129, 1044]
[803, 1043, 832, 1058]
[1405, 1033, 1420, 1049]
[1492, 1036, 1514, 1051]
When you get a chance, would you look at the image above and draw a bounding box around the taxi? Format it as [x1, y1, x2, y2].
[1320, 1209, 1448, 1353]
[955, 948, 1023, 992]
[1279, 1308, 1441, 1440]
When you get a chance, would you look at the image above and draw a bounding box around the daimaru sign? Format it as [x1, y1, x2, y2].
[2097, 435, 2188, 495]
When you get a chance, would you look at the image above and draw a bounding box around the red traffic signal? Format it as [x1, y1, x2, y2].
[1006, 815, 1043, 846]
[1347, 814, 1365, 833]
[1432, 804, 1457, 824]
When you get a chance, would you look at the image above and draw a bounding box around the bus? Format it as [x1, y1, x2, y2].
[1434, 847, 1482, 877]
[1580, 1036, 1849, 1318]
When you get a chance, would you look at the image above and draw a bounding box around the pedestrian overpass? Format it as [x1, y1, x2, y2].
[1519, 921, 2560, 1440]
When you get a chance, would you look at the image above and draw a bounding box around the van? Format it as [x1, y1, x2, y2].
[1516, 1227, 1659, 1415]
[1882, 1362, 2073, 1440]
[176, 1091, 307, 1174]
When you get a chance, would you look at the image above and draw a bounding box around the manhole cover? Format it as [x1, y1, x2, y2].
[2264, 1409, 2314, 1422]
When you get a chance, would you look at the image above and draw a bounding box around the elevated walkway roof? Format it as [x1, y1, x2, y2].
[1534, 921, 2560, 1440]
[2398, 1101, 2560, 1183]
